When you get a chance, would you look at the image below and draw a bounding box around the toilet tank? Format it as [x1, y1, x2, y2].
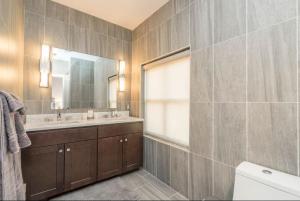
[233, 162, 300, 200]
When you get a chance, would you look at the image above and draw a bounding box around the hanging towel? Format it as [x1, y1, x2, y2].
[0, 97, 26, 200]
[0, 91, 31, 153]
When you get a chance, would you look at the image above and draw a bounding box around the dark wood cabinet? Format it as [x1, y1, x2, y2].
[22, 122, 143, 200]
[97, 122, 143, 180]
[123, 134, 141, 172]
[64, 140, 97, 190]
[22, 144, 64, 200]
[98, 136, 123, 180]
[22, 127, 98, 200]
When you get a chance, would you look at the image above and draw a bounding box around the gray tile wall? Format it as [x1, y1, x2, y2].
[131, 0, 190, 117]
[23, 0, 132, 114]
[143, 137, 189, 197]
[134, 0, 300, 200]
[0, 0, 24, 98]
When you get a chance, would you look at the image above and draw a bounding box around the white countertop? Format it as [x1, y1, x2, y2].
[25, 117, 144, 132]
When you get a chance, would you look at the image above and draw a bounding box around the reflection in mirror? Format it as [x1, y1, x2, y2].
[108, 75, 118, 109]
[51, 48, 118, 110]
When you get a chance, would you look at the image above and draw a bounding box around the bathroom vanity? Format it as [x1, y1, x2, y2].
[22, 119, 143, 200]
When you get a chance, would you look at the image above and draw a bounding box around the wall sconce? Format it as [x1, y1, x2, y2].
[39, 44, 51, 88]
[119, 60, 126, 92]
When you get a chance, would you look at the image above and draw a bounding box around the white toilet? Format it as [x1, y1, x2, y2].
[233, 162, 300, 200]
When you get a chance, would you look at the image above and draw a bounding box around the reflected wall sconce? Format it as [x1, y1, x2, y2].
[119, 60, 126, 92]
[39, 44, 51, 88]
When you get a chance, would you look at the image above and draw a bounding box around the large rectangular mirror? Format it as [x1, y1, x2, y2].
[51, 48, 118, 110]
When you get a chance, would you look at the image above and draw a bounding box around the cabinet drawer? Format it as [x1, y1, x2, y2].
[28, 127, 97, 147]
[98, 122, 143, 138]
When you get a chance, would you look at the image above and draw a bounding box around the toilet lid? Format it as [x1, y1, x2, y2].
[236, 162, 300, 197]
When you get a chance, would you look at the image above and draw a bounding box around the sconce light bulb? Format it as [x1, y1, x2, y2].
[119, 60, 126, 75]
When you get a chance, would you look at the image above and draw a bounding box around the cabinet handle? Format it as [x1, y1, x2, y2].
[58, 149, 63, 153]
[125, 138, 128, 142]
[66, 148, 71, 152]
[120, 139, 123, 143]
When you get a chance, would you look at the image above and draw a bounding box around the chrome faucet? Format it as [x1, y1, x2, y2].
[110, 109, 118, 118]
[57, 110, 62, 121]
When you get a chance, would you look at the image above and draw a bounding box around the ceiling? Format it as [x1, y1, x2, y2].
[51, 0, 169, 30]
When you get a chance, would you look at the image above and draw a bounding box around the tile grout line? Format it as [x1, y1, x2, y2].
[297, 0, 300, 177]
[211, 0, 215, 197]
[245, 0, 249, 162]
[196, 16, 297, 52]
[168, 144, 171, 191]
[191, 151, 236, 170]
[187, 2, 191, 199]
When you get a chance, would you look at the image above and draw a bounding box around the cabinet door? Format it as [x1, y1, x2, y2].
[22, 144, 64, 200]
[123, 134, 141, 172]
[64, 140, 97, 190]
[98, 136, 123, 180]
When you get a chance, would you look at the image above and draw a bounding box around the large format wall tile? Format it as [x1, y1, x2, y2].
[69, 26, 89, 54]
[171, 7, 190, 51]
[190, 48, 213, 103]
[247, 20, 297, 102]
[108, 23, 122, 40]
[122, 29, 132, 42]
[23, 56, 42, 100]
[46, 0, 69, 24]
[214, 0, 246, 43]
[123, 41, 132, 63]
[144, 137, 157, 175]
[136, 35, 148, 64]
[172, 0, 190, 14]
[0, 0, 9, 27]
[24, 100, 43, 115]
[24, 11, 44, 58]
[214, 103, 246, 167]
[156, 142, 171, 185]
[189, 154, 212, 200]
[147, 29, 160, 60]
[159, 20, 172, 56]
[133, 20, 148, 41]
[148, 1, 173, 31]
[248, 103, 298, 175]
[214, 36, 246, 102]
[190, 103, 212, 159]
[89, 16, 109, 36]
[0, 0, 24, 98]
[213, 162, 235, 200]
[170, 147, 189, 197]
[24, 0, 46, 16]
[190, 0, 213, 51]
[247, 0, 297, 32]
[69, 8, 91, 29]
[107, 37, 123, 60]
[88, 32, 108, 58]
[45, 18, 68, 49]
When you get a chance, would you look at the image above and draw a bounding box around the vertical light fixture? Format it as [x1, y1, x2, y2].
[119, 60, 126, 92]
[40, 44, 51, 88]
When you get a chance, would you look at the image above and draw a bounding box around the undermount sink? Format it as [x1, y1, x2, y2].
[38, 120, 81, 125]
[101, 116, 131, 121]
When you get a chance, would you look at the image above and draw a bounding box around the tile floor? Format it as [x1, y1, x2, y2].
[51, 169, 188, 200]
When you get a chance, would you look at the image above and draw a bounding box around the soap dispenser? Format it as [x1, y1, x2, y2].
[87, 108, 94, 120]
